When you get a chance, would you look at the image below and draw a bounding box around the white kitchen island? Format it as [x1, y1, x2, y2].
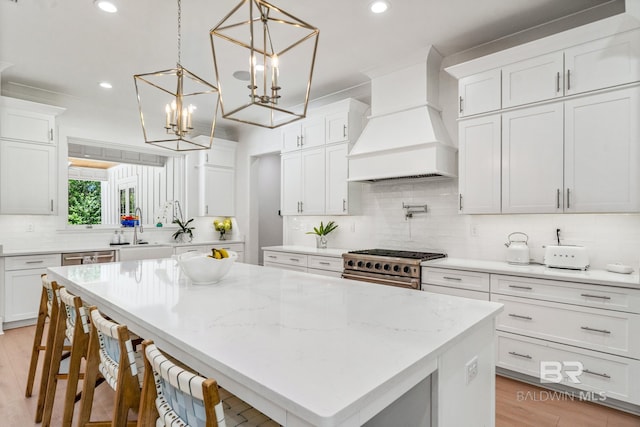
[48, 259, 502, 427]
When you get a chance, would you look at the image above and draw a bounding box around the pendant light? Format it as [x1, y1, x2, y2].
[210, 0, 319, 129]
[134, 0, 219, 151]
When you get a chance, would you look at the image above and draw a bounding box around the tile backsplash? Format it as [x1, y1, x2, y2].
[284, 178, 640, 270]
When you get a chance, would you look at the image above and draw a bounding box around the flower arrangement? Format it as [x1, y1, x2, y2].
[172, 218, 194, 243]
[214, 218, 232, 240]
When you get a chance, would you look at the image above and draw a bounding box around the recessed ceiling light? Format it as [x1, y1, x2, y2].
[95, 1, 117, 13]
[370, 0, 390, 14]
[99, 82, 113, 89]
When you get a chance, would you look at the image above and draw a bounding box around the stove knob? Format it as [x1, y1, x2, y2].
[403, 266, 411, 274]
[365, 262, 372, 269]
[383, 264, 391, 271]
[374, 263, 382, 270]
[393, 265, 400, 272]
[357, 261, 364, 268]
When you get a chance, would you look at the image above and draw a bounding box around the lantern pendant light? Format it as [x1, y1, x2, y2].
[134, 0, 219, 151]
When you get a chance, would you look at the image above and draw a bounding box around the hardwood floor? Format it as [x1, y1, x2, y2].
[1, 325, 639, 426]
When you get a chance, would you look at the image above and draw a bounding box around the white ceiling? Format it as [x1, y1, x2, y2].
[0, 0, 618, 131]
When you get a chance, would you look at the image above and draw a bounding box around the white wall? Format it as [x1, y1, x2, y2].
[256, 153, 283, 265]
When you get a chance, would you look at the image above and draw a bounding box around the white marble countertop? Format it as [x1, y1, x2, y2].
[47, 259, 502, 426]
[262, 245, 355, 258]
[0, 239, 244, 257]
[422, 258, 640, 289]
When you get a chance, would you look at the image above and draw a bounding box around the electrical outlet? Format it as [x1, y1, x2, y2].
[465, 356, 479, 385]
[26, 223, 34, 232]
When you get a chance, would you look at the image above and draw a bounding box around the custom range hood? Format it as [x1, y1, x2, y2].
[349, 46, 457, 182]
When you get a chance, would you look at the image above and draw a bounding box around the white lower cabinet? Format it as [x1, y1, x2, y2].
[423, 266, 640, 405]
[263, 250, 343, 277]
[3, 253, 61, 325]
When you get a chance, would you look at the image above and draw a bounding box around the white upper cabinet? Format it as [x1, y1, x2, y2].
[458, 68, 501, 117]
[325, 111, 349, 144]
[0, 97, 64, 144]
[281, 147, 325, 215]
[502, 52, 564, 108]
[458, 115, 502, 214]
[201, 166, 235, 217]
[502, 103, 564, 213]
[564, 86, 640, 213]
[0, 141, 56, 215]
[564, 30, 640, 96]
[203, 139, 236, 168]
[325, 143, 360, 215]
[281, 116, 325, 152]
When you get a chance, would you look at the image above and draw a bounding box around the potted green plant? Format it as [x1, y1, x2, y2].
[172, 218, 194, 243]
[306, 221, 338, 248]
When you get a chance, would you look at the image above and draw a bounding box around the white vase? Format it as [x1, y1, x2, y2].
[315, 235, 327, 249]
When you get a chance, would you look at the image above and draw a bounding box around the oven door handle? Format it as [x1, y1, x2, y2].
[342, 272, 419, 290]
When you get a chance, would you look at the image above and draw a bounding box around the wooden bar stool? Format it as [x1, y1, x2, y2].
[77, 306, 143, 427]
[41, 287, 92, 427]
[28, 275, 71, 423]
[138, 339, 279, 427]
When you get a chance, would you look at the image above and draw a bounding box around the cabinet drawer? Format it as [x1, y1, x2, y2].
[497, 332, 640, 405]
[492, 294, 640, 359]
[421, 284, 490, 301]
[263, 251, 308, 267]
[422, 267, 490, 292]
[308, 256, 342, 272]
[5, 253, 61, 271]
[491, 274, 640, 314]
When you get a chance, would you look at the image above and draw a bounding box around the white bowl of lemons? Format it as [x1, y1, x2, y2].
[177, 248, 237, 285]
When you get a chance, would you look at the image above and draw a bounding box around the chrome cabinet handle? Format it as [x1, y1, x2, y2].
[49, 129, 53, 141]
[26, 260, 45, 264]
[508, 313, 533, 320]
[508, 285, 533, 290]
[296, 136, 300, 147]
[583, 369, 610, 379]
[580, 293, 611, 300]
[581, 326, 611, 334]
[459, 194, 463, 210]
[300, 201, 303, 213]
[267, 255, 277, 259]
[459, 96, 463, 113]
[300, 135, 304, 147]
[566, 188, 571, 209]
[343, 124, 347, 138]
[567, 69, 571, 90]
[556, 189, 560, 209]
[342, 198, 346, 212]
[443, 276, 462, 281]
[289, 258, 300, 262]
[95, 254, 114, 259]
[556, 71, 560, 93]
[508, 351, 532, 360]
[319, 261, 330, 266]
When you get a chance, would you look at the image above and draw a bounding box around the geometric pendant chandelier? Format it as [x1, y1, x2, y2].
[134, 0, 219, 151]
[210, 0, 319, 129]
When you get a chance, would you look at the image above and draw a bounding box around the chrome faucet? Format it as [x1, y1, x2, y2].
[133, 207, 143, 244]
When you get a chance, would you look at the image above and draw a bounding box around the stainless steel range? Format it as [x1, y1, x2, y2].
[342, 249, 447, 290]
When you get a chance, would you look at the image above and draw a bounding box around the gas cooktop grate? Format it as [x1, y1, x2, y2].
[347, 249, 446, 260]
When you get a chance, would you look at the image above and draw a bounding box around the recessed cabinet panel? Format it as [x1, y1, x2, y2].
[502, 103, 564, 213]
[458, 68, 501, 117]
[564, 87, 640, 212]
[502, 52, 564, 108]
[300, 148, 325, 215]
[458, 115, 501, 213]
[0, 141, 56, 215]
[281, 152, 302, 215]
[565, 30, 640, 96]
[201, 166, 235, 217]
[325, 111, 349, 144]
[0, 107, 54, 144]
